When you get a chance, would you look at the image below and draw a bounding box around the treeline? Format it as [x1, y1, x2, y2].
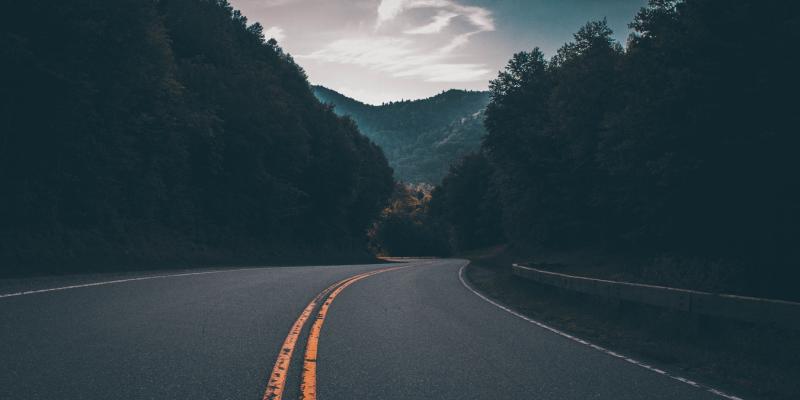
[429, 0, 800, 296]
[369, 184, 449, 257]
[0, 0, 393, 275]
[313, 86, 489, 183]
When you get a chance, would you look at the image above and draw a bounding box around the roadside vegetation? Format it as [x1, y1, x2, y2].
[0, 0, 394, 275]
[392, 0, 800, 301]
[369, 184, 450, 257]
[371, 2, 800, 396]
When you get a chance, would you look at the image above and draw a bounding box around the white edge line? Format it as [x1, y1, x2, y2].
[0, 262, 408, 300]
[0, 267, 266, 299]
[457, 262, 745, 400]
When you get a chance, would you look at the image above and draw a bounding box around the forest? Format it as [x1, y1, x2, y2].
[0, 0, 394, 275]
[386, 0, 800, 299]
[313, 86, 489, 183]
[2, 0, 798, 300]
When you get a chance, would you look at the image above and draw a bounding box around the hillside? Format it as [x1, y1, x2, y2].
[313, 86, 489, 183]
[0, 0, 394, 274]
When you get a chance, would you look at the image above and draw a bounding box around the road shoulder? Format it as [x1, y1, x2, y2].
[462, 252, 800, 400]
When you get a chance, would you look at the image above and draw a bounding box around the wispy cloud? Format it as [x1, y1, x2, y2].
[301, 37, 414, 69]
[404, 11, 459, 34]
[394, 63, 490, 82]
[439, 31, 479, 53]
[377, 0, 495, 33]
[264, 26, 286, 42]
[298, 36, 489, 83]
[378, 0, 442, 26]
[458, 4, 494, 32]
[259, 0, 296, 7]
[299, 0, 495, 83]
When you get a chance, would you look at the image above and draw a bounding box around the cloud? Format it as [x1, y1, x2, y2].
[298, 0, 494, 84]
[300, 37, 414, 68]
[376, 0, 495, 33]
[376, 0, 494, 52]
[263, 26, 286, 42]
[298, 37, 489, 83]
[439, 31, 478, 53]
[404, 11, 459, 34]
[259, 0, 296, 6]
[394, 63, 490, 82]
[459, 4, 494, 32]
[377, 0, 445, 26]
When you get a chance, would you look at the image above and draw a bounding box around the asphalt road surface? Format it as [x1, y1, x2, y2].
[0, 259, 732, 399]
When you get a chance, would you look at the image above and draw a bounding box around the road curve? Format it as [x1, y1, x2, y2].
[0, 259, 727, 399]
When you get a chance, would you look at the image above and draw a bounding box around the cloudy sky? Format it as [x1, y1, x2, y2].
[230, 0, 647, 104]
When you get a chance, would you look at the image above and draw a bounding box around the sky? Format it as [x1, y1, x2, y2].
[230, 0, 648, 104]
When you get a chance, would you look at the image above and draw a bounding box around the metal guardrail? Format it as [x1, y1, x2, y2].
[511, 263, 800, 330]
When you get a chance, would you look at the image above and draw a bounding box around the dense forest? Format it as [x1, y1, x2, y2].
[0, 0, 394, 275]
[313, 86, 489, 183]
[403, 0, 800, 299]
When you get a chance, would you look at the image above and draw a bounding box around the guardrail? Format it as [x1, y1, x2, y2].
[511, 263, 800, 330]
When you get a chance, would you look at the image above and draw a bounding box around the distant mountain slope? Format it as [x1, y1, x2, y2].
[313, 86, 489, 183]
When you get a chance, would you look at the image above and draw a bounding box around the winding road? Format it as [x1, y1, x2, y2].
[0, 259, 731, 399]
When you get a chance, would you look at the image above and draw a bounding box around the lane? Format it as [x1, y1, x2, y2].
[1, 258, 737, 399]
[264, 266, 404, 400]
[0, 263, 393, 400]
[299, 266, 405, 400]
[316, 259, 723, 400]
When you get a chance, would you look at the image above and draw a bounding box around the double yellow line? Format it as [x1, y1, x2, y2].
[262, 266, 403, 400]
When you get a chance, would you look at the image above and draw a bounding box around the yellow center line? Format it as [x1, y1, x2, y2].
[300, 266, 404, 400]
[262, 267, 396, 400]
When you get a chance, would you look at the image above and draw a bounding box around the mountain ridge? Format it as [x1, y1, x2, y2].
[312, 85, 490, 183]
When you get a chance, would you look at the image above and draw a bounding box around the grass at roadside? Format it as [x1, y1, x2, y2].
[462, 247, 800, 400]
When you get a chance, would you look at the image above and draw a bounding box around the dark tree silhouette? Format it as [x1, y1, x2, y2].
[429, 153, 503, 251]
[0, 0, 393, 275]
[370, 184, 450, 257]
[431, 0, 800, 298]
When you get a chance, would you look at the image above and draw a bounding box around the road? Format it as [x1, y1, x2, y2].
[0, 259, 731, 399]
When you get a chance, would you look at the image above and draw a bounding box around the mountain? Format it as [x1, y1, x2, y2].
[313, 86, 490, 183]
[1, 0, 393, 274]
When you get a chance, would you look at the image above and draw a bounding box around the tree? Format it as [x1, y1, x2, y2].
[433, 0, 800, 298]
[0, 0, 394, 274]
[370, 185, 450, 257]
[430, 153, 503, 251]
